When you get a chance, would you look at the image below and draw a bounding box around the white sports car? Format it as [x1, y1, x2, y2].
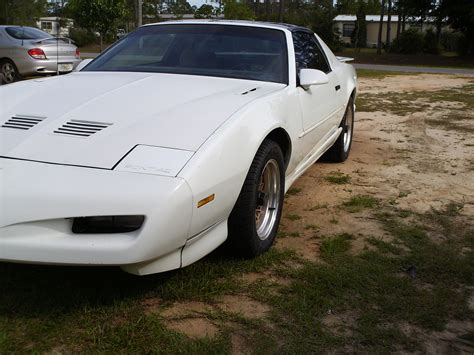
[0, 21, 357, 275]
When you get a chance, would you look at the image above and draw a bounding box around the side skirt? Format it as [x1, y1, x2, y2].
[285, 127, 343, 191]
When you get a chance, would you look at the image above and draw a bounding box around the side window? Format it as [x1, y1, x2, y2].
[292, 31, 331, 74]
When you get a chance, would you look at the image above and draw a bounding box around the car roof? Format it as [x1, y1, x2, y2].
[0, 25, 36, 29]
[144, 20, 313, 34]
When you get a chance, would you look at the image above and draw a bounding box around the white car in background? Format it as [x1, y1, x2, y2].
[0, 21, 357, 275]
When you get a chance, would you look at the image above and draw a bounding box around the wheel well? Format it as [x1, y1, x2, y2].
[351, 88, 357, 99]
[266, 128, 292, 170]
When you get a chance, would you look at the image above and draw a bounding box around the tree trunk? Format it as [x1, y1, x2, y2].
[377, 0, 386, 54]
[385, 0, 392, 47]
[396, 11, 401, 39]
[436, 13, 443, 43]
[278, 0, 284, 22]
[354, 19, 359, 50]
[402, 13, 406, 32]
[100, 34, 103, 52]
[137, 0, 143, 27]
[154, 0, 160, 21]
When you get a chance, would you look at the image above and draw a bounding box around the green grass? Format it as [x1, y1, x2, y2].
[356, 69, 413, 79]
[425, 115, 474, 134]
[0, 249, 297, 353]
[324, 171, 351, 185]
[356, 83, 474, 118]
[285, 214, 301, 221]
[342, 195, 378, 213]
[286, 187, 302, 196]
[305, 203, 329, 211]
[264, 207, 473, 353]
[320, 233, 353, 260]
[1, 203, 472, 353]
[336, 48, 474, 69]
[356, 91, 431, 115]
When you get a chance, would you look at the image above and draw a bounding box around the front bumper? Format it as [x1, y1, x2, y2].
[0, 158, 193, 266]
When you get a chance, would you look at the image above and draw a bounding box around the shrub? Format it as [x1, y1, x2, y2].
[391, 28, 424, 54]
[69, 27, 97, 47]
[194, 4, 214, 18]
[423, 29, 440, 54]
[329, 38, 345, 52]
[440, 31, 467, 54]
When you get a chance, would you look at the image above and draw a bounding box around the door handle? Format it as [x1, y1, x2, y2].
[335, 85, 341, 91]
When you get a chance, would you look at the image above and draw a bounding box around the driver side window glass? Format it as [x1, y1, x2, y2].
[292, 32, 330, 74]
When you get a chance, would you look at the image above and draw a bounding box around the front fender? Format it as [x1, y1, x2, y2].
[178, 87, 300, 237]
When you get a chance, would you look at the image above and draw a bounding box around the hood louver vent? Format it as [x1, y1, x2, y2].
[54, 119, 112, 137]
[2, 115, 46, 130]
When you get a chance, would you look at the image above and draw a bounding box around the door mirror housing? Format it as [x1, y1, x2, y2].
[75, 58, 93, 72]
[299, 68, 329, 89]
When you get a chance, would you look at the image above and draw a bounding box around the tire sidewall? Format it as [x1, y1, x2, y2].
[249, 144, 285, 254]
[342, 98, 355, 160]
[227, 139, 285, 257]
[1, 59, 19, 84]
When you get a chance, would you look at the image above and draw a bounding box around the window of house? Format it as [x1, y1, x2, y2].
[41, 22, 53, 31]
[342, 23, 355, 37]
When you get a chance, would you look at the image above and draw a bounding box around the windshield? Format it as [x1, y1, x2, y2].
[6, 27, 52, 40]
[84, 24, 289, 84]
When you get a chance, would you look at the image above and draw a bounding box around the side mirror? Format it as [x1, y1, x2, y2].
[299, 68, 329, 89]
[75, 58, 93, 72]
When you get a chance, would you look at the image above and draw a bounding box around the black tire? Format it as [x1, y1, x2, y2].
[227, 139, 285, 257]
[0, 59, 20, 84]
[323, 97, 355, 163]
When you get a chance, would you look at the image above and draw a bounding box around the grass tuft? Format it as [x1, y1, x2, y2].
[306, 203, 329, 211]
[324, 172, 351, 185]
[320, 233, 353, 260]
[343, 195, 377, 213]
[286, 214, 301, 221]
[286, 187, 302, 196]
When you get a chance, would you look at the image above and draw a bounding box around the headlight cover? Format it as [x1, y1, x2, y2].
[114, 145, 194, 177]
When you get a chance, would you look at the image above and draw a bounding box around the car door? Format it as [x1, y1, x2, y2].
[0, 29, 14, 59]
[293, 31, 342, 145]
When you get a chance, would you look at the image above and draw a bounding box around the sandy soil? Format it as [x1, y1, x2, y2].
[158, 74, 474, 352]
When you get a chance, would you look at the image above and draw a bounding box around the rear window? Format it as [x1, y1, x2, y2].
[6, 27, 51, 40]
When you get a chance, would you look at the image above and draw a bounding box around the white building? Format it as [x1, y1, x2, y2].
[36, 17, 74, 37]
[334, 15, 442, 47]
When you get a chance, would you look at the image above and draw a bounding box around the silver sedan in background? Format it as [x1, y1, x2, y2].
[0, 25, 81, 84]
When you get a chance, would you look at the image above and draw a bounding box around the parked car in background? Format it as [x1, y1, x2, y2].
[0, 21, 357, 275]
[0, 26, 81, 83]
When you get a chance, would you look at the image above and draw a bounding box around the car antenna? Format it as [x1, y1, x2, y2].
[56, 17, 60, 75]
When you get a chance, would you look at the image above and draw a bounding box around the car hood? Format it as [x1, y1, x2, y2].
[0, 72, 285, 169]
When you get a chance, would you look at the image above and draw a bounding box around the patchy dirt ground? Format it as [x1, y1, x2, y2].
[158, 73, 474, 352]
[280, 73, 474, 256]
[1, 73, 473, 354]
